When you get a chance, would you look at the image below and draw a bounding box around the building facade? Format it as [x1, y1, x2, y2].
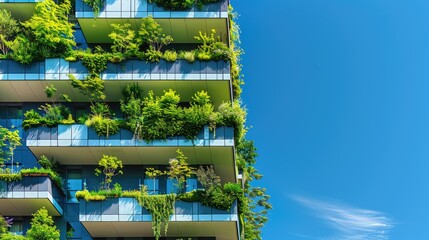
[0, 0, 253, 239]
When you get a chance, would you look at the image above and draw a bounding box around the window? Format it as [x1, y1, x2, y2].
[67, 169, 82, 203]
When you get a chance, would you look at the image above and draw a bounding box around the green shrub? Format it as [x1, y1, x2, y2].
[163, 50, 177, 62]
[85, 115, 120, 137]
[23, 109, 43, 129]
[0, 173, 22, 182]
[144, 48, 163, 62]
[182, 51, 195, 63]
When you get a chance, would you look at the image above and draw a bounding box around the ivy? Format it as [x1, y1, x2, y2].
[83, 0, 105, 16]
[137, 194, 176, 240]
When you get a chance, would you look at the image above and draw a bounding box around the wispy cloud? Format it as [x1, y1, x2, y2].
[291, 195, 393, 240]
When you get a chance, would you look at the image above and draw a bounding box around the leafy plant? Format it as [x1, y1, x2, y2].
[26, 207, 60, 240]
[181, 51, 195, 63]
[0, 129, 21, 174]
[109, 23, 140, 57]
[95, 155, 123, 190]
[83, 0, 105, 16]
[195, 29, 230, 61]
[20, 0, 75, 61]
[182, 91, 218, 140]
[167, 149, 195, 194]
[137, 194, 176, 240]
[138, 90, 183, 141]
[0, 173, 22, 182]
[0, 9, 19, 55]
[163, 50, 177, 62]
[139, 16, 173, 52]
[196, 165, 221, 190]
[145, 168, 165, 194]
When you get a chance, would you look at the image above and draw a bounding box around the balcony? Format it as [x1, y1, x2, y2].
[75, 0, 229, 43]
[0, 176, 64, 216]
[79, 198, 239, 240]
[0, 0, 41, 20]
[27, 124, 236, 182]
[0, 58, 232, 104]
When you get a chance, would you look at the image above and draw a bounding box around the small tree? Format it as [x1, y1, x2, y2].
[95, 155, 123, 190]
[26, 207, 60, 240]
[167, 149, 195, 193]
[196, 165, 221, 190]
[109, 23, 140, 57]
[139, 16, 173, 52]
[145, 168, 165, 194]
[0, 9, 19, 55]
[21, 0, 75, 60]
[0, 128, 21, 173]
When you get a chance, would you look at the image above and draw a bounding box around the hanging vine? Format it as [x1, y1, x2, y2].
[137, 194, 176, 240]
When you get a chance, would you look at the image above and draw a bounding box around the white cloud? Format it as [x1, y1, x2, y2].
[291, 195, 393, 240]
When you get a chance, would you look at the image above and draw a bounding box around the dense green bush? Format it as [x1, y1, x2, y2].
[149, 0, 220, 10]
[26, 207, 61, 240]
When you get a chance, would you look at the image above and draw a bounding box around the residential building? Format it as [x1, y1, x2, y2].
[0, 0, 262, 239]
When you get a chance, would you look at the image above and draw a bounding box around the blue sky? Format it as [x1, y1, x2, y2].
[234, 0, 429, 239]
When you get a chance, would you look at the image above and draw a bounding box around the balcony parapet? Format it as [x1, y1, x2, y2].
[0, 176, 64, 216]
[79, 198, 238, 222]
[76, 0, 229, 19]
[26, 124, 234, 148]
[0, 58, 231, 81]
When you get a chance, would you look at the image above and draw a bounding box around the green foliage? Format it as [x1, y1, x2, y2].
[195, 165, 221, 190]
[19, 0, 75, 62]
[75, 190, 106, 201]
[0, 233, 28, 240]
[138, 90, 183, 141]
[122, 83, 143, 102]
[149, 0, 193, 10]
[26, 207, 60, 240]
[137, 194, 176, 240]
[95, 155, 123, 190]
[8, 35, 36, 64]
[0, 173, 22, 182]
[145, 168, 166, 194]
[85, 115, 120, 137]
[236, 140, 272, 240]
[0, 9, 19, 55]
[139, 16, 173, 52]
[181, 51, 196, 63]
[176, 190, 202, 202]
[163, 50, 177, 62]
[0, 128, 21, 174]
[200, 183, 242, 211]
[167, 150, 195, 193]
[109, 23, 140, 57]
[182, 91, 218, 140]
[83, 0, 105, 16]
[0, 216, 7, 234]
[229, 11, 244, 98]
[0, 127, 11, 164]
[217, 101, 246, 143]
[148, 0, 220, 10]
[70, 73, 105, 104]
[195, 29, 230, 61]
[22, 110, 43, 129]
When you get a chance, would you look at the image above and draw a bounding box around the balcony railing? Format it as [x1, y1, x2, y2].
[0, 176, 64, 216]
[79, 198, 238, 222]
[0, 58, 231, 81]
[76, 0, 228, 19]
